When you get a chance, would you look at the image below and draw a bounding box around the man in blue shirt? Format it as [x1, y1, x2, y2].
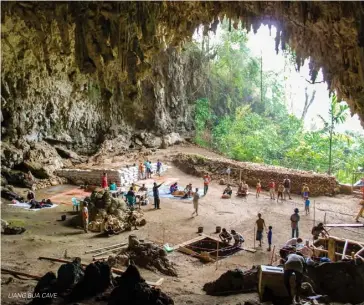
[153, 182, 164, 209]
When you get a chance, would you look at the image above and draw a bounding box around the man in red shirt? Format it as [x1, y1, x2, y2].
[203, 173, 211, 195]
[269, 179, 275, 200]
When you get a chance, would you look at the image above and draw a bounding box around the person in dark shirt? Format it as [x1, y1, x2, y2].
[153, 182, 164, 209]
[267, 226, 273, 251]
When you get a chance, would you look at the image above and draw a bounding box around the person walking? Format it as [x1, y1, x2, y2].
[256, 213, 266, 247]
[153, 182, 164, 209]
[283, 175, 292, 200]
[192, 188, 200, 216]
[82, 202, 89, 233]
[290, 208, 300, 238]
[284, 252, 306, 304]
[203, 173, 211, 195]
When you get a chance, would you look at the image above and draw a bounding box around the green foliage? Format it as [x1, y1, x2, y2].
[192, 22, 363, 183]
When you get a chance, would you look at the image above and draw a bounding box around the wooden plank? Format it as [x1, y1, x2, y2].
[172, 235, 206, 250]
[324, 223, 364, 227]
[328, 238, 336, 262]
[342, 239, 349, 260]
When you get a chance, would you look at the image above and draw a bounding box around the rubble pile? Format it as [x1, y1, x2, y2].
[307, 260, 364, 304]
[114, 235, 177, 276]
[109, 264, 174, 305]
[30, 259, 113, 305]
[75, 189, 146, 233]
[203, 267, 259, 296]
[173, 153, 338, 196]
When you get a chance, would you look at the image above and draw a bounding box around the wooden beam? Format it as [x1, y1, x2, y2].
[324, 223, 364, 228]
[172, 235, 206, 250]
[328, 238, 336, 262]
[92, 245, 127, 257]
[2, 268, 41, 280]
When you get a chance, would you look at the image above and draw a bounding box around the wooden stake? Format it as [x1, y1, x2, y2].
[313, 200, 316, 227]
[342, 239, 349, 260]
[239, 169, 242, 183]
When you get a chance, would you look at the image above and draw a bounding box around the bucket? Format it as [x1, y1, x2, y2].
[216, 226, 221, 233]
[198, 226, 204, 233]
[61, 215, 66, 221]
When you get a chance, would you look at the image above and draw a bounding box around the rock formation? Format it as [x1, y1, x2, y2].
[1, 2, 364, 181]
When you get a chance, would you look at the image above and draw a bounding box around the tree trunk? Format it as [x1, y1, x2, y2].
[301, 87, 316, 120]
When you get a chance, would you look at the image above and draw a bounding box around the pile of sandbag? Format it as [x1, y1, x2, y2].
[114, 235, 177, 276]
[173, 153, 338, 196]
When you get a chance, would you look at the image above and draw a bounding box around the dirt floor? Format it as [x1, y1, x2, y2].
[1, 145, 363, 305]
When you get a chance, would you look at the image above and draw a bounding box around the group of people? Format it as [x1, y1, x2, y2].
[138, 160, 163, 180]
[219, 228, 245, 247]
[267, 176, 292, 201]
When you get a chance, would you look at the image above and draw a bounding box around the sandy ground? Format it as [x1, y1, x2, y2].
[1, 145, 364, 305]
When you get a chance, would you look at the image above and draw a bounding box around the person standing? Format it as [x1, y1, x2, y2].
[153, 182, 164, 209]
[302, 183, 310, 198]
[138, 161, 145, 180]
[267, 226, 273, 251]
[203, 173, 211, 195]
[290, 208, 300, 238]
[101, 173, 108, 189]
[192, 188, 200, 216]
[156, 160, 162, 176]
[283, 175, 292, 200]
[82, 202, 89, 233]
[284, 253, 306, 304]
[304, 197, 310, 215]
[256, 213, 266, 247]
[277, 183, 284, 201]
[256, 180, 262, 198]
[269, 179, 275, 200]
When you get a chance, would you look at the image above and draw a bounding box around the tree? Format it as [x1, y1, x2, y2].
[318, 94, 349, 175]
[301, 87, 316, 120]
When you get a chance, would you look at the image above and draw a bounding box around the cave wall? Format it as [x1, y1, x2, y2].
[1, 12, 206, 156]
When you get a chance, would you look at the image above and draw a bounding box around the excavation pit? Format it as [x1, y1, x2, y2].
[179, 237, 242, 262]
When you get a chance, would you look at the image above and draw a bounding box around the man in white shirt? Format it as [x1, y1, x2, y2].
[284, 253, 306, 303]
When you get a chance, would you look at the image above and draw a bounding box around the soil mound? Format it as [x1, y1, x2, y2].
[308, 260, 364, 304]
[203, 266, 259, 296]
[109, 264, 174, 305]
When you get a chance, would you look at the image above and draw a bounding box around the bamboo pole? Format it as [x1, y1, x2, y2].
[313, 200, 316, 227]
[253, 225, 256, 248]
[215, 240, 219, 270]
[92, 245, 127, 257]
[85, 242, 127, 254]
[270, 245, 276, 265]
[342, 239, 349, 260]
[1, 268, 41, 280]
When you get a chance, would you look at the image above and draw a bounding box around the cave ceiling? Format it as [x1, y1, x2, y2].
[2, 1, 364, 125]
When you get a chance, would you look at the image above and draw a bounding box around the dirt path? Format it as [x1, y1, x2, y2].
[1, 145, 363, 305]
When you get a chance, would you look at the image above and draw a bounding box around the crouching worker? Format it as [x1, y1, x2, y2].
[231, 230, 244, 247]
[222, 185, 233, 198]
[284, 252, 306, 304]
[219, 228, 232, 244]
[82, 203, 89, 233]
